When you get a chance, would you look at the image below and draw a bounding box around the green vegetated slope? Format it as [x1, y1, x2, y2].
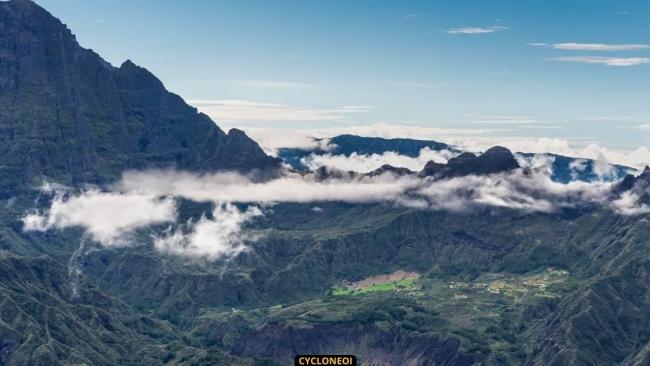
[0, 253, 268, 366]
[56, 201, 649, 365]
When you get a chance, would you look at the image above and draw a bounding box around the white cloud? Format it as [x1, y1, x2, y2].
[415, 170, 618, 213]
[569, 158, 589, 180]
[188, 99, 372, 123]
[238, 128, 333, 155]
[553, 43, 650, 51]
[593, 153, 617, 180]
[153, 203, 261, 259]
[24, 164, 650, 261]
[470, 115, 565, 125]
[612, 191, 650, 215]
[23, 190, 176, 245]
[580, 145, 650, 170]
[515, 153, 556, 176]
[636, 124, 650, 131]
[301, 148, 457, 173]
[549, 56, 650, 66]
[114, 169, 628, 216]
[117, 170, 421, 204]
[445, 26, 508, 34]
[532, 42, 650, 51]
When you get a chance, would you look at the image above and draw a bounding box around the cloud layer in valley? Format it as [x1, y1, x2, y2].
[23, 190, 176, 245]
[23, 163, 649, 260]
[153, 203, 262, 259]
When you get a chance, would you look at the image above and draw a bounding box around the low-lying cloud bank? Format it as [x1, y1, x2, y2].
[153, 203, 262, 259]
[23, 168, 649, 259]
[23, 190, 176, 245]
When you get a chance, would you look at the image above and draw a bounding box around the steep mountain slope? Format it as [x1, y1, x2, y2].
[0, 0, 278, 195]
[0, 252, 260, 365]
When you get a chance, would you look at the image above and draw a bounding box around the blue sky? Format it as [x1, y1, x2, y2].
[36, 0, 650, 152]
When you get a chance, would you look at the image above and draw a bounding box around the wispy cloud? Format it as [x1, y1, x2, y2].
[532, 42, 650, 51]
[385, 81, 452, 88]
[469, 115, 565, 125]
[636, 124, 650, 131]
[188, 99, 372, 123]
[445, 26, 508, 35]
[402, 13, 416, 19]
[549, 56, 650, 66]
[232, 80, 322, 88]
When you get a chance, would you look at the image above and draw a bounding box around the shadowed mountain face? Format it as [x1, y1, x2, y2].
[421, 146, 520, 178]
[0, 0, 278, 194]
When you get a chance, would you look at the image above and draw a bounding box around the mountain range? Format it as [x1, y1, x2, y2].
[0, 2, 648, 366]
[277, 135, 634, 183]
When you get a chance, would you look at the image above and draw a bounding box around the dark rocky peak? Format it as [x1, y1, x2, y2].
[640, 166, 650, 180]
[614, 165, 650, 195]
[227, 128, 252, 141]
[419, 161, 446, 177]
[474, 146, 520, 172]
[366, 164, 414, 177]
[447, 152, 477, 166]
[311, 166, 358, 182]
[420, 146, 519, 179]
[115, 60, 165, 90]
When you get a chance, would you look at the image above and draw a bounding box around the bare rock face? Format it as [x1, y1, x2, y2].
[0, 0, 278, 194]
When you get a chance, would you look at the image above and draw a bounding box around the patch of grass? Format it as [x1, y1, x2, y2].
[332, 278, 417, 296]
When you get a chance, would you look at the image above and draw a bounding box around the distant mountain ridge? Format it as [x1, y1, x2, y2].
[278, 134, 635, 182]
[278, 134, 457, 171]
[0, 0, 279, 195]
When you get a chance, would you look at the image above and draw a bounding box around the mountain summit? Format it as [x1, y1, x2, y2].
[0, 0, 278, 194]
[420, 146, 520, 178]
